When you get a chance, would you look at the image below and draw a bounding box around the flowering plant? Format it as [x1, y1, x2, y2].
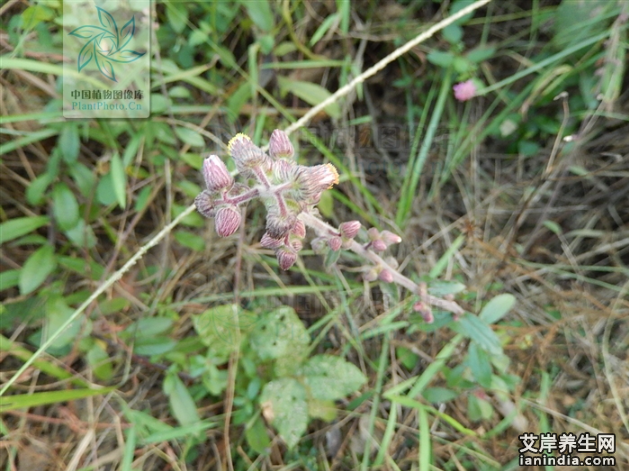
[195, 130, 465, 321]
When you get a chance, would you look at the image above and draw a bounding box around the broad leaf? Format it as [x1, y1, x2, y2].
[163, 373, 200, 427]
[249, 306, 309, 361]
[193, 304, 253, 363]
[260, 378, 308, 448]
[452, 313, 502, 356]
[298, 354, 367, 401]
[277, 77, 341, 118]
[0, 216, 49, 245]
[479, 294, 516, 324]
[19, 245, 56, 295]
[467, 342, 492, 388]
[52, 183, 79, 231]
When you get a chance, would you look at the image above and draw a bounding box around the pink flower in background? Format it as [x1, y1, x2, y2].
[453, 80, 477, 102]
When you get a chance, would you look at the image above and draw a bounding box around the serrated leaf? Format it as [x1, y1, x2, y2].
[174, 127, 205, 147]
[110, 153, 126, 208]
[0, 216, 49, 245]
[19, 245, 56, 295]
[193, 304, 247, 362]
[277, 77, 341, 118]
[260, 378, 307, 448]
[453, 313, 502, 355]
[299, 355, 367, 401]
[52, 183, 79, 231]
[479, 294, 516, 324]
[467, 342, 492, 388]
[249, 306, 309, 361]
[164, 373, 200, 427]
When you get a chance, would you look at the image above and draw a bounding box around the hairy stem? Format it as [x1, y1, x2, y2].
[299, 212, 465, 316]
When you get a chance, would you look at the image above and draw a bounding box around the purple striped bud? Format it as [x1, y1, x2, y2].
[214, 206, 241, 237]
[260, 232, 283, 249]
[328, 236, 342, 251]
[371, 239, 387, 252]
[271, 159, 296, 183]
[381, 230, 402, 246]
[266, 213, 297, 240]
[228, 133, 270, 174]
[378, 270, 394, 283]
[290, 239, 303, 252]
[291, 220, 306, 239]
[339, 221, 361, 239]
[269, 129, 294, 159]
[367, 228, 380, 241]
[276, 247, 297, 270]
[295, 164, 339, 200]
[202, 155, 233, 192]
[195, 190, 217, 218]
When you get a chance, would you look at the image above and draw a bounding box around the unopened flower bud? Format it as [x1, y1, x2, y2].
[328, 236, 342, 251]
[341, 238, 353, 249]
[260, 232, 283, 249]
[291, 220, 306, 239]
[453, 79, 477, 102]
[269, 129, 294, 159]
[215, 206, 241, 237]
[266, 213, 297, 239]
[311, 237, 327, 254]
[378, 270, 394, 283]
[202, 155, 233, 192]
[372, 239, 387, 252]
[413, 301, 434, 324]
[367, 227, 380, 241]
[384, 256, 399, 269]
[271, 159, 296, 183]
[363, 268, 378, 282]
[339, 221, 361, 239]
[296, 164, 339, 200]
[276, 247, 297, 270]
[228, 133, 270, 174]
[290, 239, 303, 252]
[195, 190, 217, 218]
[381, 230, 402, 246]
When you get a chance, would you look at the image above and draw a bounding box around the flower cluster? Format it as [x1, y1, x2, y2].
[195, 130, 339, 270]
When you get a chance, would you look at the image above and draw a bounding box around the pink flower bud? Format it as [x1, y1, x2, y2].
[260, 232, 283, 249]
[227, 133, 270, 174]
[367, 227, 380, 241]
[378, 270, 394, 283]
[381, 230, 402, 246]
[269, 129, 294, 159]
[413, 301, 434, 324]
[214, 206, 241, 237]
[202, 155, 233, 192]
[276, 247, 297, 270]
[291, 220, 306, 239]
[328, 236, 342, 251]
[453, 79, 476, 102]
[266, 213, 297, 240]
[339, 221, 361, 239]
[296, 164, 339, 200]
[363, 268, 378, 282]
[271, 159, 296, 183]
[372, 240, 387, 252]
[290, 239, 303, 252]
[194, 191, 217, 218]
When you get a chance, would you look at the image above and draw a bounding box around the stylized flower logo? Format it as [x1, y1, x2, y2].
[68, 7, 145, 82]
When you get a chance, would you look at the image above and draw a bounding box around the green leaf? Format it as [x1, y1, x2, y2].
[134, 337, 176, 356]
[442, 24, 462, 44]
[0, 387, 114, 413]
[98, 297, 131, 316]
[19, 245, 56, 295]
[249, 306, 309, 361]
[317, 190, 334, 218]
[242, 0, 274, 32]
[166, 1, 188, 33]
[277, 76, 341, 118]
[96, 173, 117, 206]
[396, 346, 418, 370]
[452, 313, 502, 356]
[466, 46, 496, 64]
[422, 387, 459, 403]
[69, 163, 96, 198]
[86, 343, 113, 380]
[174, 127, 205, 147]
[58, 123, 79, 163]
[479, 294, 516, 324]
[260, 378, 308, 448]
[310, 13, 339, 46]
[307, 398, 337, 422]
[174, 230, 205, 251]
[468, 394, 493, 421]
[64, 219, 97, 248]
[0, 216, 49, 245]
[193, 304, 249, 363]
[52, 183, 80, 231]
[0, 269, 20, 291]
[299, 355, 367, 401]
[26, 173, 53, 206]
[110, 153, 127, 209]
[467, 342, 492, 388]
[427, 280, 466, 297]
[245, 415, 271, 454]
[125, 317, 173, 338]
[426, 50, 454, 68]
[44, 295, 84, 350]
[226, 82, 252, 121]
[543, 220, 562, 235]
[163, 373, 200, 427]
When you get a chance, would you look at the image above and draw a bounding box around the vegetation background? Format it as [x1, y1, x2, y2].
[1, 0, 628, 470]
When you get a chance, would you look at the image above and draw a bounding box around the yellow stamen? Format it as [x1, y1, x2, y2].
[325, 163, 339, 188]
[227, 133, 251, 152]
